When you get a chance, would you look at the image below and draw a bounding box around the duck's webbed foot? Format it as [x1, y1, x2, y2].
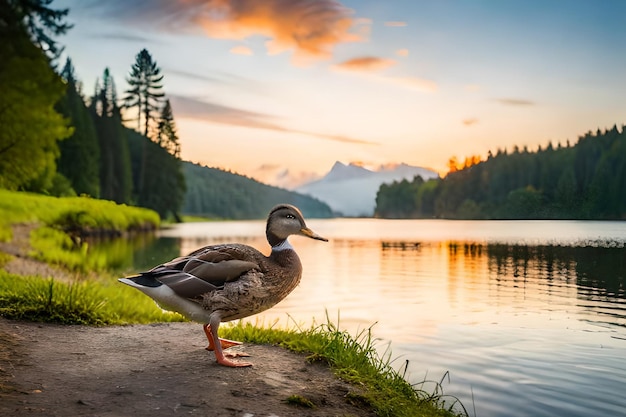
[225, 351, 250, 358]
[204, 322, 253, 367]
[203, 324, 243, 351]
[216, 356, 253, 367]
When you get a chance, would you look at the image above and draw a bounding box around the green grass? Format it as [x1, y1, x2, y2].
[0, 252, 12, 268]
[0, 270, 184, 325]
[0, 189, 160, 271]
[179, 214, 219, 223]
[0, 189, 466, 417]
[0, 269, 466, 416]
[0, 189, 159, 239]
[285, 394, 316, 408]
[220, 318, 466, 417]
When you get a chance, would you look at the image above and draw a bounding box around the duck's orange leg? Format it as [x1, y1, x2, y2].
[204, 321, 252, 367]
[203, 324, 244, 351]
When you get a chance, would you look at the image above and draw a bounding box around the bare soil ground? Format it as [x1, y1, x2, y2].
[0, 225, 375, 416]
[0, 223, 72, 281]
[0, 319, 375, 417]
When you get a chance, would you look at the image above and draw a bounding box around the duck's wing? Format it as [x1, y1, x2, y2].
[145, 245, 259, 300]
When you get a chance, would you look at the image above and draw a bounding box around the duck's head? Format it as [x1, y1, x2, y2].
[266, 204, 328, 247]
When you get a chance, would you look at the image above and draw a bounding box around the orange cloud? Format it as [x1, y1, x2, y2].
[250, 164, 321, 189]
[230, 45, 253, 55]
[332, 56, 437, 93]
[92, 1, 366, 64]
[396, 48, 409, 57]
[170, 94, 378, 145]
[334, 56, 397, 72]
[385, 21, 407, 27]
[189, 0, 362, 63]
[463, 118, 479, 126]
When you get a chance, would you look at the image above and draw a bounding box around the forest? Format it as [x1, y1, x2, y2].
[4, 1, 626, 222]
[1, 0, 184, 219]
[182, 162, 333, 219]
[0, 0, 334, 221]
[375, 126, 626, 220]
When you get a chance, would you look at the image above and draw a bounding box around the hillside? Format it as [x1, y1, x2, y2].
[181, 162, 333, 219]
[375, 125, 626, 220]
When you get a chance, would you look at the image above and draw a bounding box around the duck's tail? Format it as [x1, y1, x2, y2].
[118, 273, 211, 322]
[118, 274, 162, 288]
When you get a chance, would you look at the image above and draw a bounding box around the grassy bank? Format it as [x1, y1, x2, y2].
[223, 320, 466, 417]
[0, 190, 465, 417]
[0, 270, 183, 325]
[0, 189, 159, 271]
[0, 269, 464, 417]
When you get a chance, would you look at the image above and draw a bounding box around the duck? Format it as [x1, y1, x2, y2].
[119, 204, 328, 367]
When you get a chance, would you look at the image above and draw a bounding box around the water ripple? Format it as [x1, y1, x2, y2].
[152, 219, 626, 417]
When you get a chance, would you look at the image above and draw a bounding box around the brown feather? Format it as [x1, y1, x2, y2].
[158, 272, 220, 299]
[183, 259, 258, 285]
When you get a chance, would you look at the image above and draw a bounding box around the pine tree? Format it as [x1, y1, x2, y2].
[156, 99, 180, 157]
[127, 129, 186, 220]
[56, 58, 100, 196]
[124, 49, 164, 138]
[91, 68, 132, 203]
[4, 0, 71, 60]
[94, 68, 119, 118]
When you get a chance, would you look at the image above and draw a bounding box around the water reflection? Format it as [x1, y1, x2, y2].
[91, 219, 626, 417]
[486, 244, 626, 330]
[89, 233, 181, 275]
[373, 240, 626, 417]
[127, 236, 181, 273]
[101, 227, 626, 334]
[487, 244, 625, 297]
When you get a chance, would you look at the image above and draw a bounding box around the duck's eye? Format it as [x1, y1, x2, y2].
[286, 214, 296, 219]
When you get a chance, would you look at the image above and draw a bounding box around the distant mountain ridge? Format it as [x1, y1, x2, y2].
[322, 161, 374, 181]
[295, 161, 439, 217]
[181, 161, 333, 219]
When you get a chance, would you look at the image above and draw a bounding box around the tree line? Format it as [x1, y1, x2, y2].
[376, 126, 626, 220]
[182, 162, 333, 219]
[0, 0, 185, 219]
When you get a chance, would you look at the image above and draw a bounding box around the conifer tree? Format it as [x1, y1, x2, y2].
[375, 128, 626, 220]
[5, 0, 71, 60]
[156, 99, 181, 157]
[91, 68, 132, 203]
[124, 49, 164, 138]
[126, 129, 185, 220]
[56, 58, 100, 196]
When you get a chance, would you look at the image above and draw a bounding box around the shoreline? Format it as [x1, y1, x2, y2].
[0, 214, 462, 417]
[0, 223, 376, 415]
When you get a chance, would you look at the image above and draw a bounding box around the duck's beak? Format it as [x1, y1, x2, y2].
[299, 227, 328, 242]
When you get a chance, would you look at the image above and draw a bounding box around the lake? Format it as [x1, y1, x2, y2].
[119, 219, 626, 417]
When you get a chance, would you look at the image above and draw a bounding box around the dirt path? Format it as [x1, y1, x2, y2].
[0, 224, 374, 416]
[0, 319, 374, 417]
[0, 223, 72, 281]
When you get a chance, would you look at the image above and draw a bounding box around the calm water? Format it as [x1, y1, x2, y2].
[119, 219, 626, 417]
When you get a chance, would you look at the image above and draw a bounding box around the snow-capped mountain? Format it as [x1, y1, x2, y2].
[295, 161, 439, 217]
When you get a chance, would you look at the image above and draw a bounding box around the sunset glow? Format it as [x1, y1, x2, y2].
[55, 0, 626, 185]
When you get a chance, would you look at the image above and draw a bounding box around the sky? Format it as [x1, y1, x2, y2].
[53, 0, 626, 187]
